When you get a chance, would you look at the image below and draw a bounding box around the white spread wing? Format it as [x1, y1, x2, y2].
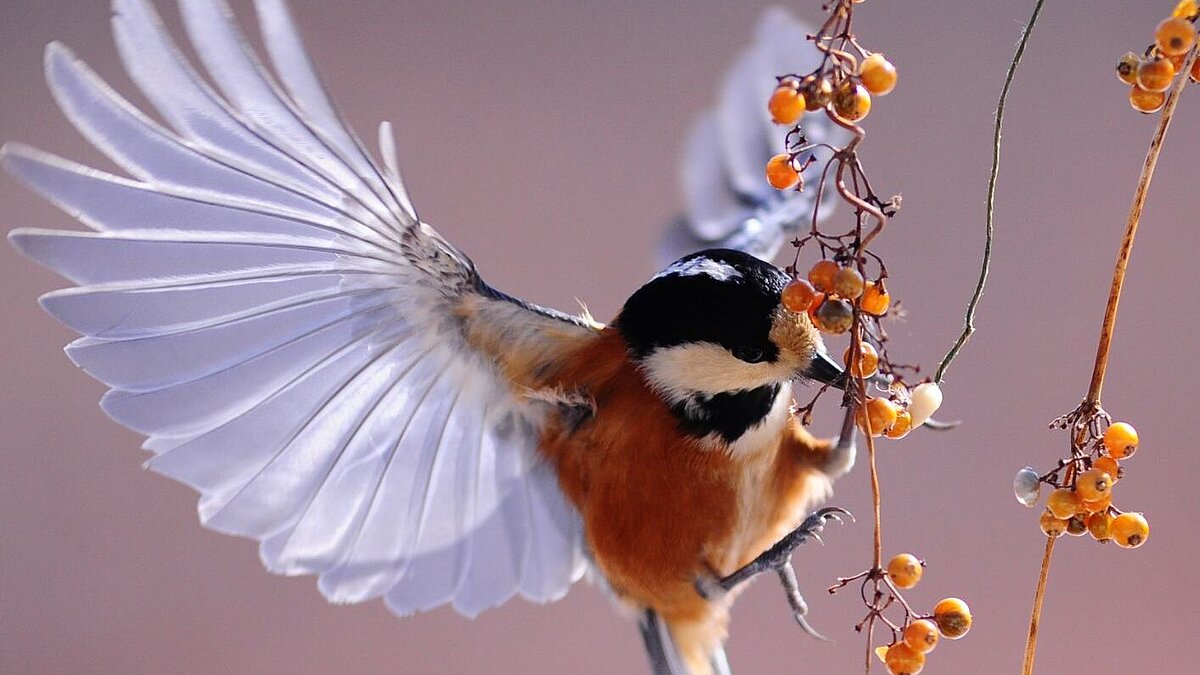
[6, 0, 595, 617]
[661, 7, 846, 265]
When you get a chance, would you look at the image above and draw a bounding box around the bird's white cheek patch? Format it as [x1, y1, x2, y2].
[640, 342, 792, 401]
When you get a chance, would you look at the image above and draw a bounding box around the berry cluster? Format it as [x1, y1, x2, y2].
[767, 2, 966, 670]
[829, 553, 972, 675]
[1016, 419, 1149, 549]
[1116, 1, 1199, 113]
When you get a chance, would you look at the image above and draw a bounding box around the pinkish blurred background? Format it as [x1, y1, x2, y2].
[2, 1, 1197, 674]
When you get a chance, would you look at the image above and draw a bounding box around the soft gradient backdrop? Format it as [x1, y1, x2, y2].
[2, 1, 1196, 674]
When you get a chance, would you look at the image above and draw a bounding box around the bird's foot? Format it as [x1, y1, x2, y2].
[694, 507, 851, 639]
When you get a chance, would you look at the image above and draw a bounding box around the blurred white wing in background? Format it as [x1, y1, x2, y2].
[661, 7, 844, 266]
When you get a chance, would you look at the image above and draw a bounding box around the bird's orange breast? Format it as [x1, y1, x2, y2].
[535, 329, 832, 622]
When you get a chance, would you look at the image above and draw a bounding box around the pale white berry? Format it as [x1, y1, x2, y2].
[1013, 467, 1041, 507]
[908, 382, 943, 426]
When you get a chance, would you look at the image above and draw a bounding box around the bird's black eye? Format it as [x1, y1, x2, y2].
[733, 345, 766, 364]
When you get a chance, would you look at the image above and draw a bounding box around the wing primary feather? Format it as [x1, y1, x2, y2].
[177, 0, 402, 231]
[252, 0, 418, 223]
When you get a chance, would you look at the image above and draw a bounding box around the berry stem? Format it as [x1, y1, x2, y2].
[1021, 535, 1056, 675]
[935, 0, 1046, 384]
[1085, 40, 1198, 406]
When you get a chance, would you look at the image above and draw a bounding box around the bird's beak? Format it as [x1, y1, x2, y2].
[805, 350, 847, 389]
[803, 350, 892, 390]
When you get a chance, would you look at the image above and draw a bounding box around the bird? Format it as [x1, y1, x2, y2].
[5, 2, 856, 674]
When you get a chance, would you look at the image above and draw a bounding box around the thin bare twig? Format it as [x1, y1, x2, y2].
[935, 0, 1047, 383]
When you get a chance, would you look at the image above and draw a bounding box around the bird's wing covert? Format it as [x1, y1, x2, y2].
[6, 0, 597, 618]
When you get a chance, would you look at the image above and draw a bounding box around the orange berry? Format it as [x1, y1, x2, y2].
[1039, 511, 1067, 538]
[903, 619, 940, 655]
[1076, 467, 1113, 502]
[1111, 512, 1149, 549]
[1191, 56, 1200, 83]
[816, 297, 854, 334]
[808, 260, 840, 292]
[782, 279, 818, 313]
[1103, 422, 1139, 459]
[832, 266, 866, 299]
[1087, 511, 1114, 541]
[1130, 85, 1167, 114]
[860, 53, 898, 96]
[1137, 58, 1176, 92]
[803, 76, 833, 111]
[1046, 488, 1081, 519]
[887, 553, 923, 589]
[806, 291, 826, 325]
[885, 409, 913, 440]
[1116, 51, 1142, 85]
[1175, 0, 1200, 20]
[859, 397, 900, 436]
[844, 341, 880, 378]
[885, 643, 925, 675]
[1080, 492, 1113, 514]
[1093, 456, 1122, 484]
[861, 280, 891, 315]
[1156, 17, 1197, 56]
[933, 598, 972, 640]
[832, 82, 872, 121]
[768, 84, 806, 125]
[766, 153, 800, 190]
[1065, 514, 1088, 537]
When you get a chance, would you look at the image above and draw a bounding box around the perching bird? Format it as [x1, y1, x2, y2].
[5, 2, 855, 674]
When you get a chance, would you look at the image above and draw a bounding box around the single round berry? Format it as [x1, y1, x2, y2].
[887, 553, 923, 589]
[903, 619, 940, 655]
[1046, 488, 1081, 519]
[804, 76, 833, 111]
[1130, 86, 1168, 114]
[1093, 456, 1122, 484]
[861, 280, 891, 315]
[1014, 467, 1042, 507]
[860, 53, 898, 95]
[1156, 17, 1197, 56]
[885, 409, 913, 440]
[1103, 422, 1139, 459]
[816, 297, 854, 334]
[885, 643, 925, 675]
[808, 260, 840, 292]
[933, 598, 972, 640]
[768, 83, 806, 125]
[1087, 511, 1114, 541]
[832, 82, 872, 121]
[1065, 514, 1088, 537]
[782, 279, 818, 313]
[844, 341, 880, 378]
[766, 153, 800, 190]
[1111, 512, 1149, 549]
[1076, 468, 1113, 502]
[1137, 58, 1176, 93]
[1116, 52, 1142, 85]
[832, 266, 866, 299]
[859, 397, 900, 436]
[908, 382, 943, 427]
[1039, 511, 1067, 538]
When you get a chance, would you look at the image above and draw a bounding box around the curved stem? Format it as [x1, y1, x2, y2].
[935, 0, 1046, 383]
[1085, 42, 1197, 405]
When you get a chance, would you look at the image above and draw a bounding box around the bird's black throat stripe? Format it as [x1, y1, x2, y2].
[670, 383, 782, 444]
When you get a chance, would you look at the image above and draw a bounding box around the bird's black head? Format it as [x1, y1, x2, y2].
[615, 249, 828, 421]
